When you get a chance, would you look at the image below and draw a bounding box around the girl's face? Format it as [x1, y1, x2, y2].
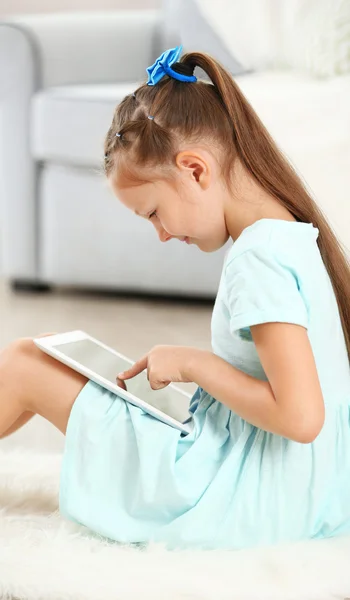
[109, 149, 230, 253]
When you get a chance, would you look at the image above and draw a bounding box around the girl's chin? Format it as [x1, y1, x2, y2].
[183, 235, 227, 253]
[198, 239, 228, 253]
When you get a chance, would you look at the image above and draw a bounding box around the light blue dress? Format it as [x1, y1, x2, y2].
[60, 219, 350, 549]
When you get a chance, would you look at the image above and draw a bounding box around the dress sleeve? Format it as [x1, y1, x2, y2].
[225, 246, 309, 335]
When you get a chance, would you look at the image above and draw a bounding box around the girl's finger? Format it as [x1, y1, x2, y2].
[116, 377, 127, 391]
[118, 355, 148, 380]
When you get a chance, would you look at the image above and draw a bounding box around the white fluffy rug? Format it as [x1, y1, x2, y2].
[1, 450, 350, 599]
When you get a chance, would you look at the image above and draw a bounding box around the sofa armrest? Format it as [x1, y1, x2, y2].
[2, 10, 162, 88]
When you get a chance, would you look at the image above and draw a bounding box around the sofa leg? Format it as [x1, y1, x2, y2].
[10, 280, 52, 293]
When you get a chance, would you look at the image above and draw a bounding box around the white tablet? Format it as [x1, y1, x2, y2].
[34, 331, 193, 435]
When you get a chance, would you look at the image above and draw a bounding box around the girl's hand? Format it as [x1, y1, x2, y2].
[117, 345, 200, 390]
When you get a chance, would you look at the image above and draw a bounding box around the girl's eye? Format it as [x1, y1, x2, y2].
[148, 211, 157, 220]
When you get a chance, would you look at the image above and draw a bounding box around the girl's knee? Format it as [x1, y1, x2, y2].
[0, 338, 39, 396]
[4, 337, 35, 364]
[4, 335, 53, 364]
[1, 336, 85, 433]
[0, 338, 35, 412]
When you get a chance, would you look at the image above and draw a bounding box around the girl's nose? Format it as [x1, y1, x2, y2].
[158, 228, 172, 243]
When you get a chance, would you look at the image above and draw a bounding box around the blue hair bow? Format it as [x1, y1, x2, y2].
[146, 45, 197, 86]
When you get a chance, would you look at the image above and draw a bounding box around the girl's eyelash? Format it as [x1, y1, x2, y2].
[148, 211, 157, 219]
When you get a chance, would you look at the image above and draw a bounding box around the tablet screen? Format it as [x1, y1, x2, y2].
[55, 338, 190, 422]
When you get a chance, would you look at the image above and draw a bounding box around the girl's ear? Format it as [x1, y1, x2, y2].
[175, 151, 211, 190]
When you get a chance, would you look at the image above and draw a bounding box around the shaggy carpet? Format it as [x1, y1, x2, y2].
[0, 449, 350, 600]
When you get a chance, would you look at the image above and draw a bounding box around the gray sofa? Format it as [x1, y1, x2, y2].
[0, 5, 349, 296]
[0, 9, 229, 297]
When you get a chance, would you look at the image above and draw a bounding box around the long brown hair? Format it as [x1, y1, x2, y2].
[104, 51, 350, 358]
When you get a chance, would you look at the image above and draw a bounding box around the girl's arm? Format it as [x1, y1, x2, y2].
[188, 322, 325, 443]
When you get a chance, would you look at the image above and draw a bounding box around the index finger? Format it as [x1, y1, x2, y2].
[116, 377, 127, 391]
[117, 355, 148, 381]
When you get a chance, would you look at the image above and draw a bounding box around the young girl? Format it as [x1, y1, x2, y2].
[1, 46, 350, 550]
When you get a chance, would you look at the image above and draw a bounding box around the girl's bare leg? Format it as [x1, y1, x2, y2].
[0, 337, 87, 438]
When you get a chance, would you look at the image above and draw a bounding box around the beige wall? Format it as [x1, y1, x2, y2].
[0, 0, 161, 16]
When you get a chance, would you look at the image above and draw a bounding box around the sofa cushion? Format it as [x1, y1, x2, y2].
[200, 0, 350, 77]
[31, 83, 136, 167]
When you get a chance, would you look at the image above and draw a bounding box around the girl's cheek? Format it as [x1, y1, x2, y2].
[161, 219, 177, 235]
